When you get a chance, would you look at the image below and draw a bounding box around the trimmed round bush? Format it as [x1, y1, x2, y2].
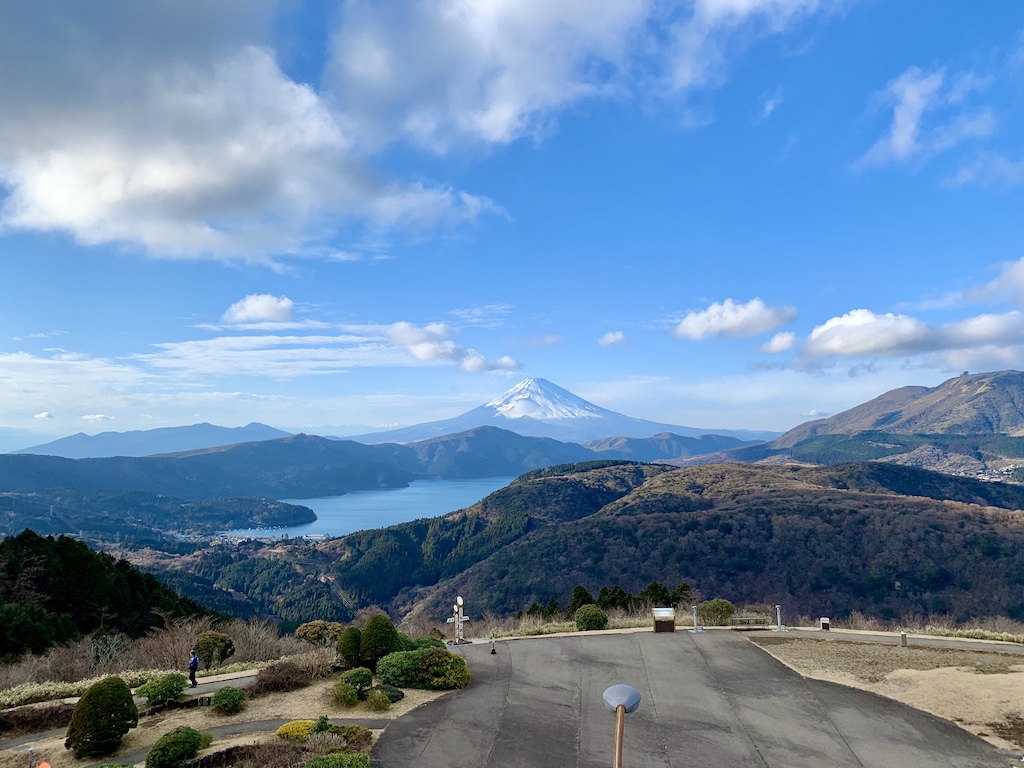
[210, 686, 246, 715]
[195, 630, 235, 669]
[376, 647, 471, 690]
[339, 667, 372, 700]
[360, 615, 403, 671]
[337, 626, 361, 669]
[64, 676, 138, 758]
[365, 689, 392, 712]
[136, 672, 188, 706]
[276, 719, 316, 742]
[306, 753, 370, 768]
[372, 683, 405, 704]
[145, 726, 203, 768]
[333, 681, 358, 707]
[575, 604, 608, 632]
[295, 620, 344, 646]
[698, 598, 736, 627]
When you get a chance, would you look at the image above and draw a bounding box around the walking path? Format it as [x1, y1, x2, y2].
[373, 631, 1014, 767]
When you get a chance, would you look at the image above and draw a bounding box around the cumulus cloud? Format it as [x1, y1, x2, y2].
[222, 294, 294, 324]
[387, 321, 519, 372]
[675, 298, 796, 340]
[327, 0, 832, 151]
[761, 331, 796, 353]
[0, 2, 494, 262]
[804, 308, 1024, 359]
[598, 331, 628, 347]
[34, 411, 53, 420]
[82, 414, 114, 422]
[857, 66, 994, 168]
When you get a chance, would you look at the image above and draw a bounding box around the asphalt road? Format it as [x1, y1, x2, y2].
[372, 631, 1014, 768]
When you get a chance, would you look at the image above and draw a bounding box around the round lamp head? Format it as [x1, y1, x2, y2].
[603, 684, 641, 715]
[457, 595, 464, 606]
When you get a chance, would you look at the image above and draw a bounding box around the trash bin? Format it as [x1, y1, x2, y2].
[819, 617, 830, 631]
[652, 607, 676, 633]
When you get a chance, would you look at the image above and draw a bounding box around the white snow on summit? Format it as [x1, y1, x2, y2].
[485, 378, 608, 421]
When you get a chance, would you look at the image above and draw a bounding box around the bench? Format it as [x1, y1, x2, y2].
[729, 615, 772, 631]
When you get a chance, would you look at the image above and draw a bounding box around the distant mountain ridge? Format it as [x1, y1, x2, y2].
[350, 378, 778, 443]
[669, 370, 1024, 478]
[776, 370, 1024, 447]
[16, 422, 292, 459]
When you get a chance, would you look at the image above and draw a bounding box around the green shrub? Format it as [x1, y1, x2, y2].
[372, 683, 405, 704]
[247, 661, 310, 698]
[412, 636, 446, 650]
[136, 672, 188, 706]
[195, 630, 235, 669]
[376, 647, 471, 690]
[330, 724, 373, 752]
[210, 686, 246, 715]
[295, 620, 345, 646]
[312, 714, 332, 733]
[360, 615, 403, 671]
[365, 689, 392, 712]
[64, 676, 138, 758]
[306, 753, 370, 768]
[276, 720, 316, 741]
[199, 732, 213, 750]
[145, 726, 203, 768]
[333, 681, 359, 707]
[698, 598, 736, 626]
[575, 604, 608, 631]
[339, 667, 373, 699]
[398, 632, 416, 651]
[337, 626, 362, 669]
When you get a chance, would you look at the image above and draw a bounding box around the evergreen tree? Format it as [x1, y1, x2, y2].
[597, 585, 629, 611]
[637, 581, 672, 608]
[566, 585, 595, 617]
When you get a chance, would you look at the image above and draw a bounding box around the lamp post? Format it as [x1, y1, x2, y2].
[603, 684, 641, 768]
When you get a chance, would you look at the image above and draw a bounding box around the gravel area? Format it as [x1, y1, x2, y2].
[750, 635, 1024, 752]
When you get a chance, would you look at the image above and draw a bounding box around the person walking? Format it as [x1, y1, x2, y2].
[189, 650, 199, 688]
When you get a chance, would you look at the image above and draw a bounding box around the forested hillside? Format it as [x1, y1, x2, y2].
[0, 530, 204, 658]
[400, 462, 1024, 621]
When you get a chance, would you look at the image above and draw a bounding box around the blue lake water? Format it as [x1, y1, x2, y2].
[227, 476, 516, 538]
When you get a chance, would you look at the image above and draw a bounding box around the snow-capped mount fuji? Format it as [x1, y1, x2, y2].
[348, 378, 778, 444]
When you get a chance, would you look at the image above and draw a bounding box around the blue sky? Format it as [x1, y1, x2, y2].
[2, 1, 1024, 450]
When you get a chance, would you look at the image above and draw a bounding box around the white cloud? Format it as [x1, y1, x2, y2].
[675, 298, 796, 340]
[598, 331, 628, 347]
[804, 308, 1024, 360]
[222, 294, 294, 324]
[449, 303, 514, 328]
[857, 65, 994, 168]
[82, 414, 115, 422]
[0, 5, 494, 262]
[947, 152, 1024, 188]
[668, 0, 825, 92]
[327, 0, 649, 150]
[387, 321, 520, 372]
[33, 411, 53, 420]
[964, 256, 1024, 306]
[327, 0, 833, 151]
[761, 331, 796, 352]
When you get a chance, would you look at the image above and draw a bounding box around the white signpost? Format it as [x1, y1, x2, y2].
[445, 595, 471, 644]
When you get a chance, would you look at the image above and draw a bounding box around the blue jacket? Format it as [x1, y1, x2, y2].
[189, 655, 199, 670]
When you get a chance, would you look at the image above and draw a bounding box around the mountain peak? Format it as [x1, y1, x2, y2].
[485, 378, 608, 421]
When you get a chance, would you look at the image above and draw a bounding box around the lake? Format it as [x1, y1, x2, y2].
[226, 476, 516, 538]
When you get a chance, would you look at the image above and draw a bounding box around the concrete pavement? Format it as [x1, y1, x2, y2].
[372, 631, 1015, 768]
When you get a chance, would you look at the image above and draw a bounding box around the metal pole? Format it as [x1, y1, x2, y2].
[900, 631, 907, 647]
[612, 704, 625, 768]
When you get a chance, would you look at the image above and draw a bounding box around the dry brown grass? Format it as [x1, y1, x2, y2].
[751, 635, 1024, 751]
